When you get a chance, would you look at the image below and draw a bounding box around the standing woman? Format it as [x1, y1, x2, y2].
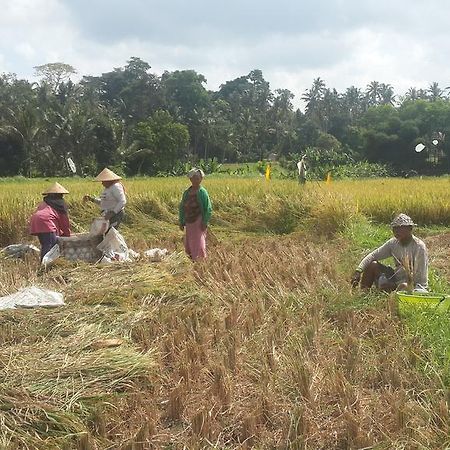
[30, 182, 71, 260]
[84, 168, 127, 229]
[179, 168, 212, 261]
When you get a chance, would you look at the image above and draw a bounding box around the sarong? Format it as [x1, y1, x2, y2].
[184, 216, 206, 260]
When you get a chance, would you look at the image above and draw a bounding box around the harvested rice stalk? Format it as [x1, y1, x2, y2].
[400, 254, 414, 293]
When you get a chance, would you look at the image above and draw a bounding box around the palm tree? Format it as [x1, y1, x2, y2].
[365, 81, 382, 107]
[404, 87, 419, 101]
[0, 106, 42, 176]
[427, 82, 445, 101]
[342, 86, 364, 121]
[302, 78, 328, 131]
[379, 83, 395, 105]
[302, 77, 326, 114]
[320, 88, 341, 133]
[417, 89, 428, 100]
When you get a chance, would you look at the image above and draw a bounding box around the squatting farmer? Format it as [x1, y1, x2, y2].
[351, 213, 428, 292]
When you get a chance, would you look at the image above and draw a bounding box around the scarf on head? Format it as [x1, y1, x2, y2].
[44, 196, 68, 214]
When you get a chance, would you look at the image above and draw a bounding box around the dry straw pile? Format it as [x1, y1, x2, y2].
[0, 176, 449, 448]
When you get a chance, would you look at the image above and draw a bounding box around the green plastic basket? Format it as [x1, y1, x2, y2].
[396, 291, 450, 311]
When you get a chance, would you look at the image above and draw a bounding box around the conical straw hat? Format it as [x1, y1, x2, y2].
[95, 168, 122, 182]
[42, 182, 69, 195]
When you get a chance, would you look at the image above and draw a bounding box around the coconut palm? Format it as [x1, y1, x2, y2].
[0, 106, 42, 176]
[427, 82, 446, 101]
[302, 78, 328, 131]
[302, 77, 326, 114]
[342, 86, 365, 122]
[365, 81, 382, 107]
[379, 83, 396, 105]
[404, 87, 419, 101]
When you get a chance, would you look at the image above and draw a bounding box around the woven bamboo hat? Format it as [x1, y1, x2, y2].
[390, 213, 416, 227]
[95, 168, 122, 182]
[42, 182, 69, 195]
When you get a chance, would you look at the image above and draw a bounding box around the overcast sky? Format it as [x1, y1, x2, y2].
[1, 0, 448, 109]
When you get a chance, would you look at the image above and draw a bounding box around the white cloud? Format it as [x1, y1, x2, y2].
[15, 42, 36, 60]
[0, 0, 77, 75]
[1, 0, 450, 109]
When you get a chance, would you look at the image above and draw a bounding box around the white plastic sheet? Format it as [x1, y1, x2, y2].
[128, 249, 140, 259]
[41, 244, 60, 266]
[1, 244, 39, 258]
[0, 286, 64, 310]
[99, 248, 140, 264]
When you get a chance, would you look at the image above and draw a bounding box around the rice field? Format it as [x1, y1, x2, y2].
[1, 176, 449, 246]
[0, 175, 449, 449]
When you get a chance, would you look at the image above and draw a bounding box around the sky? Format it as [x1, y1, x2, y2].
[1, 0, 449, 109]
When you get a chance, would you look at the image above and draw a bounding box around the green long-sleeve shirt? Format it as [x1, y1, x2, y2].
[179, 186, 212, 226]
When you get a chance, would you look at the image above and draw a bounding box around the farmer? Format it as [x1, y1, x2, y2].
[83, 168, 127, 229]
[30, 182, 71, 260]
[179, 168, 212, 261]
[351, 213, 428, 292]
[297, 155, 308, 184]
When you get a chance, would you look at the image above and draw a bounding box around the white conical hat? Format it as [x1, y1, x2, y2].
[42, 182, 69, 195]
[95, 168, 122, 182]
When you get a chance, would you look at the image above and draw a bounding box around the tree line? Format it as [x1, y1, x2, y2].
[0, 57, 449, 177]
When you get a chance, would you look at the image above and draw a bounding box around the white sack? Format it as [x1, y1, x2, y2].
[89, 217, 109, 236]
[144, 248, 168, 262]
[96, 228, 130, 262]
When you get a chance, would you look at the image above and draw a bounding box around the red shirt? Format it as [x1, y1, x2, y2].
[30, 202, 71, 236]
